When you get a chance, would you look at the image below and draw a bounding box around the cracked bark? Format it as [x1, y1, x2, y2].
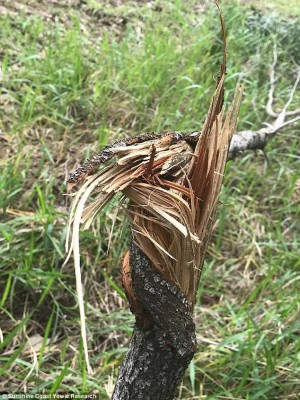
[112, 240, 196, 400]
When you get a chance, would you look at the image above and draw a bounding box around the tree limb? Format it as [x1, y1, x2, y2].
[112, 240, 196, 400]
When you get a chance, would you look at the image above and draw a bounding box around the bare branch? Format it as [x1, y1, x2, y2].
[265, 43, 300, 121]
[268, 65, 300, 132]
[233, 46, 300, 158]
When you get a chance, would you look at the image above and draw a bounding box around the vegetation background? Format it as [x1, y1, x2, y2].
[0, 0, 299, 398]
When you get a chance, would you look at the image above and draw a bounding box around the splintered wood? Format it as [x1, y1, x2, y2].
[65, 5, 243, 374]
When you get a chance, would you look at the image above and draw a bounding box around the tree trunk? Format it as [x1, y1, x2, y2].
[112, 240, 196, 400]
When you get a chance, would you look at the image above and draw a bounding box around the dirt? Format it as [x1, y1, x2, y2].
[0, 0, 155, 37]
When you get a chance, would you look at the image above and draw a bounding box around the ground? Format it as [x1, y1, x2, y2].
[0, 0, 299, 399]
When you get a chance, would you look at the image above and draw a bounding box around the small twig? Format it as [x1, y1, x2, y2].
[266, 42, 278, 118]
[275, 115, 300, 132]
[282, 69, 300, 115]
[285, 107, 300, 117]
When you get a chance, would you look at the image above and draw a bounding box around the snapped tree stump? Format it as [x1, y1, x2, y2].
[112, 240, 196, 400]
[64, 6, 241, 397]
[65, 5, 300, 400]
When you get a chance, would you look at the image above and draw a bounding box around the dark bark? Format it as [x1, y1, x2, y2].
[112, 240, 196, 400]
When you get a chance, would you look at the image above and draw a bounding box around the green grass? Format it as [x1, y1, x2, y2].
[1, 0, 299, 398]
